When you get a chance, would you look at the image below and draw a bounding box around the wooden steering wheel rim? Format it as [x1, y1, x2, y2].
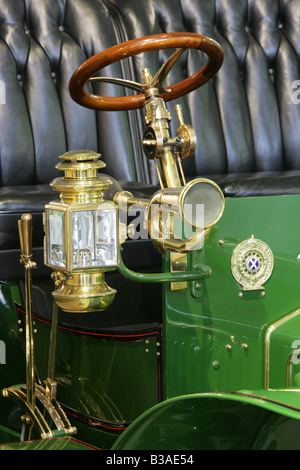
[69, 32, 224, 111]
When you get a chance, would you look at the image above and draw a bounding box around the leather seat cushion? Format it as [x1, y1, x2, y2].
[2, 172, 300, 254]
[220, 171, 300, 198]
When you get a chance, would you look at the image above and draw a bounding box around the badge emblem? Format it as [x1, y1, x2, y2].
[231, 235, 274, 291]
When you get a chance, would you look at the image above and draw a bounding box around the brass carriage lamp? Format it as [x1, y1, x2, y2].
[44, 150, 119, 313]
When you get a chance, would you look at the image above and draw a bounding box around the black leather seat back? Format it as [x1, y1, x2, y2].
[0, 0, 300, 280]
[0, 0, 145, 186]
[105, 0, 300, 177]
[1, 0, 300, 187]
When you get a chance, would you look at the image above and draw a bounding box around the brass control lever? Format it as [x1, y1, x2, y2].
[2, 213, 76, 440]
[19, 214, 35, 265]
[18, 214, 36, 414]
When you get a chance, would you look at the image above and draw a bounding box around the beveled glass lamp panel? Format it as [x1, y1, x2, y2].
[71, 204, 118, 270]
[46, 208, 66, 268]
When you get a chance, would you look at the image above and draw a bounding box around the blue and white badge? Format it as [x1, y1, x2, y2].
[231, 235, 274, 291]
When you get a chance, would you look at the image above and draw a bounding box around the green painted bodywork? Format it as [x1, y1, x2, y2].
[14, 305, 161, 448]
[30, 317, 160, 424]
[162, 195, 300, 398]
[112, 390, 300, 450]
[2, 194, 300, 449]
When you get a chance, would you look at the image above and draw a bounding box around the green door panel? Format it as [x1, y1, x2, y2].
[15, 305, 161, 425]
[163, 195, 300, 398]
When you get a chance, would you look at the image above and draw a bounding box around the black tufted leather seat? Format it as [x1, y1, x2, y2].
[1, 0, 300, 284]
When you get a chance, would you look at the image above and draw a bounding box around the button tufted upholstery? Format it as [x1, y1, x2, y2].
[1, 0, 300, 280]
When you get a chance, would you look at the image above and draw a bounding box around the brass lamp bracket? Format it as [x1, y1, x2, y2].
[170, 251, 208, 296]
[117, 246, 212, 283]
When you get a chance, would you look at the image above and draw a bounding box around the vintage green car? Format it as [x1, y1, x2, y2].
[1, 0, 300, 451]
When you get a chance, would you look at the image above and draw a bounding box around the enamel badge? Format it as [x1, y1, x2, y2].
[231, 235, 274, 291]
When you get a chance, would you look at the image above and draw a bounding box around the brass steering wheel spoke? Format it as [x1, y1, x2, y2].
[151, 47, 186, 90]
[87, 47, 186, 96]
[88, 76, 145, 94]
